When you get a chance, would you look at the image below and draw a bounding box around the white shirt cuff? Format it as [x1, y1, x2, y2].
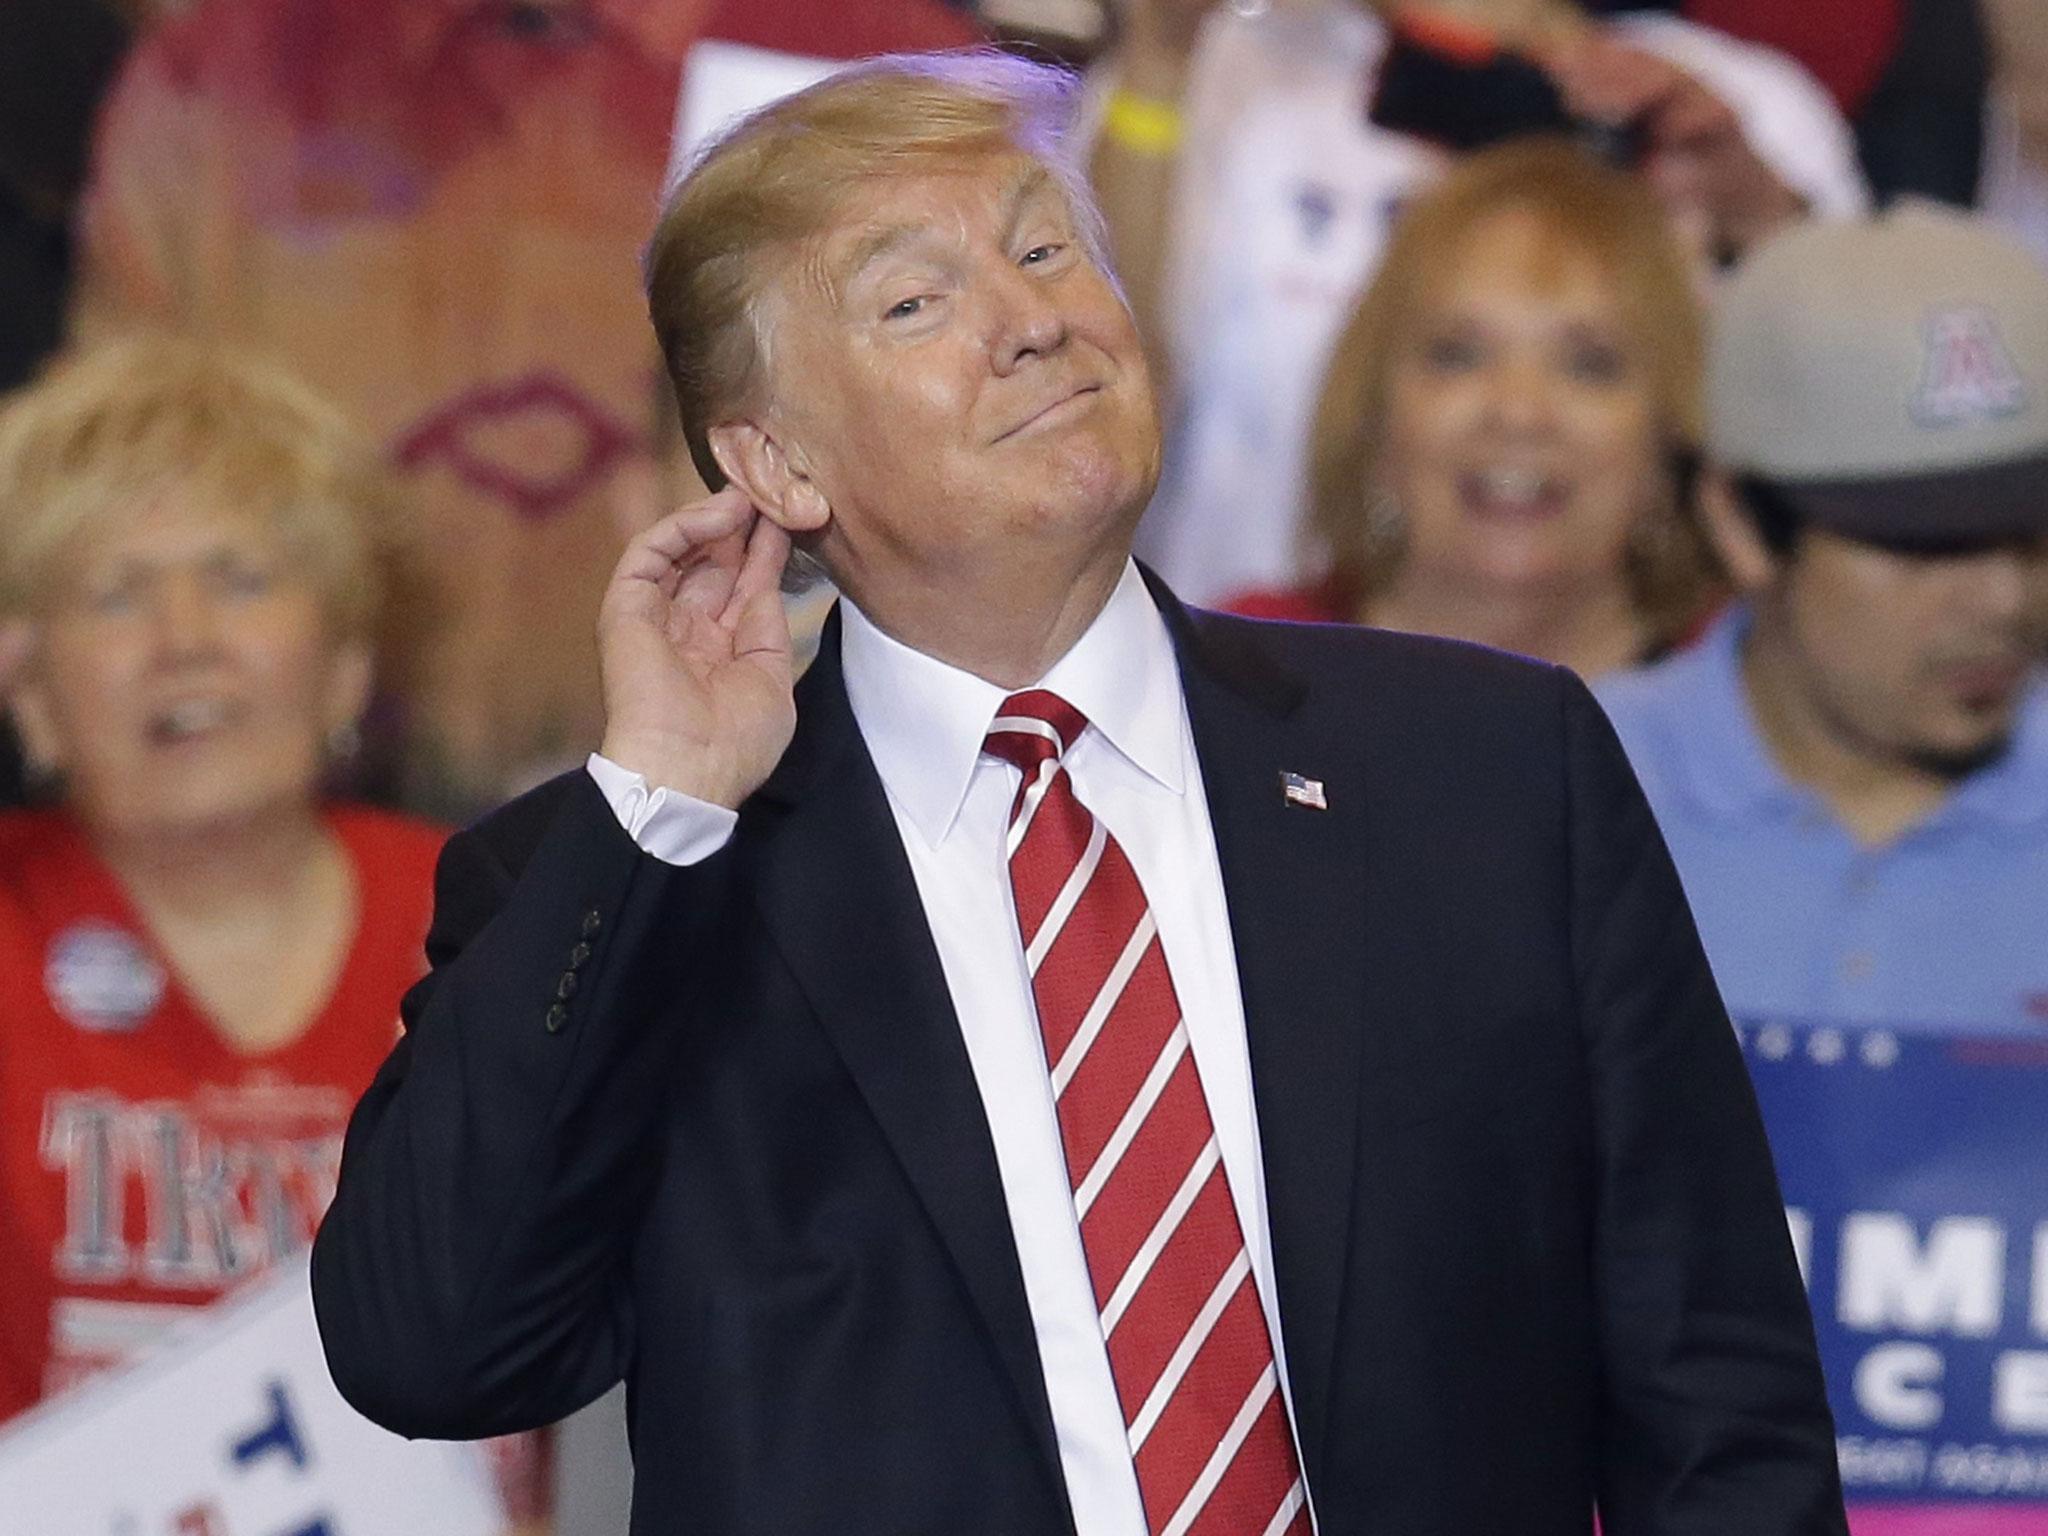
[584, 753, 739, 866]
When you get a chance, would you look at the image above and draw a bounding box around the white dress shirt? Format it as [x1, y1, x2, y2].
[586, 561, 1308, 1535]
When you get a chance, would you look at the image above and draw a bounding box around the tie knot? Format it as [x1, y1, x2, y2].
[983, 689, 1089, 774]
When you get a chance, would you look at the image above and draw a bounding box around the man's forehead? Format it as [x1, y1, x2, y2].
[817, 154, 1062, 274]
[757, 150, 1079, 349]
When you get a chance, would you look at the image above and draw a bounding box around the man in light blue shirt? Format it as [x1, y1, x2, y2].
[1598, 206, 2048, 1034]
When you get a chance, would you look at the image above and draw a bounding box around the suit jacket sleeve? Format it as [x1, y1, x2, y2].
[1561, 675, 1847, 1534]
[311, 770, 724, 1439]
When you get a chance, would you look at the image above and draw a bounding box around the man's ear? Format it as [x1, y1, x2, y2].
[707, 420, 831, 535]
[1698, 469, 1778, 595]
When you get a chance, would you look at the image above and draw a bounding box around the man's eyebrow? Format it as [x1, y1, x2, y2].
[997, 163, 1056, 246]
[839, 221, 929, 295]
[831, 162, 1061, 303]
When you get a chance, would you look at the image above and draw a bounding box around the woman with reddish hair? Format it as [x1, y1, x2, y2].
[1229, 139, 1720, 677]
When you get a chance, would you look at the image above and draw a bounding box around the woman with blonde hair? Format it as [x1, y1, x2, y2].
[0, 333, 442, 1405]
[0, 335, 559, 1527]
[1229, 137, 1721, 677]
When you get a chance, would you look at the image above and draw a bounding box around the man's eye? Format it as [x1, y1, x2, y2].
[884, 296, 927, 321]
[1021, 243, 1064, 266]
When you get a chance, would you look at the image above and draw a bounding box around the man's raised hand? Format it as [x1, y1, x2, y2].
[596, 486, 797, 810]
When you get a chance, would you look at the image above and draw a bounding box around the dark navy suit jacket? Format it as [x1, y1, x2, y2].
[312, 582, 1847, 1535]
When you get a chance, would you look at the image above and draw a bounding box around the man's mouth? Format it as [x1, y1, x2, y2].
[996, 384, 1102, 443]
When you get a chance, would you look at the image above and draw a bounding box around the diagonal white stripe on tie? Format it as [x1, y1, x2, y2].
[1050, 911, 1157, 1098]
[1101, 1138, 1220, 1336]
[989, 715, 1066, 750]
[1127, 1247, 1252, 1452]
[1075, 1021, 1189, 1218]
[1259, 1480, 1307, 1536]
[1160, 1363, 1280, 1536]
[1007, 755, 1065, 857]
[1026, 815, 1108, 974]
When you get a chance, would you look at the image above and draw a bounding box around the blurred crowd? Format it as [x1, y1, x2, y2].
[0, 0, 2041, 1528]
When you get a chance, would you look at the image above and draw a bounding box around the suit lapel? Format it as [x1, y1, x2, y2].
[742, 614, 1069, 1517]
[1154, 580, 1371, 1501]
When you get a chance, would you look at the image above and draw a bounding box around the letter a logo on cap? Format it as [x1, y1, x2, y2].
[1913, 307, 2029, 427]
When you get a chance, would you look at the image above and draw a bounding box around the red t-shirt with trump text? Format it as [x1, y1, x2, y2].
[0, 804, 441, 1425]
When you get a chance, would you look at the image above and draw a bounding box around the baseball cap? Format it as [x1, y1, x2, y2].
[1708, 203, 2048, 548]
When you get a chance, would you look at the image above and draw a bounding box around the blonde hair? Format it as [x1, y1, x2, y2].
[646, 49, 1099, 492]
[1307, 138, 1716, 643]
[0, 333, 396, 641]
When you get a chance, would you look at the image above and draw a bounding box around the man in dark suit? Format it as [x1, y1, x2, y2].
[312, 49, 1846, 1536]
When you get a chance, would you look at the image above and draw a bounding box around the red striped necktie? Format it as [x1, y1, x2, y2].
[983, 689, 1310, 1536]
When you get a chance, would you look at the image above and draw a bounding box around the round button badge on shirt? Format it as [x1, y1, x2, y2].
[45, 922, 166, 1034]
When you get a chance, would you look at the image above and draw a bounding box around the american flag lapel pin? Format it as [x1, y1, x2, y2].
[1280, 771, 1328, 811]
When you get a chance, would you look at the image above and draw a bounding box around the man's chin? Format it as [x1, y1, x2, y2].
[1026, 449, 1154, 539]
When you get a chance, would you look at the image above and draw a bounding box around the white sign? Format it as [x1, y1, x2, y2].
[0, 1258, 501, 1536]
[666, 39, 839, 190]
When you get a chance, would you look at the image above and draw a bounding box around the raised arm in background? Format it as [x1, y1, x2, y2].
[1085, 0, 1220, 406]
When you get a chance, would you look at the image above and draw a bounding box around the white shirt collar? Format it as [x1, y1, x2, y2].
[839, 560, 1188, 848]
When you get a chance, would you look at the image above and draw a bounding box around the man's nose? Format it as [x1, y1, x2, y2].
[986, 265, 1067, 375]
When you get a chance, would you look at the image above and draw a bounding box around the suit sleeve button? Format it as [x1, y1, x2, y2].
[555, 971, 579, 1000]
[545, 1002, 569, 1033]
[581, 909, 603, 938]
[569, 941, 592, 968]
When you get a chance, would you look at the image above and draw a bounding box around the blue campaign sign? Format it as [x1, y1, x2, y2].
[1738, 1020, 2048, 1516]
